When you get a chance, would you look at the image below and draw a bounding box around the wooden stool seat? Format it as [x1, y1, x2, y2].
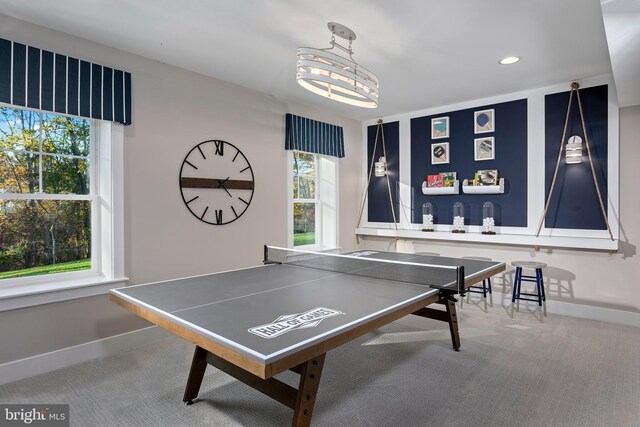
[511, 261, 546, 306]
[462, 256, 493, 297]
[511, 261, 547, 269]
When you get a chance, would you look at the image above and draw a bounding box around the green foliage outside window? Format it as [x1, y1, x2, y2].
[0, 107, 91, 277]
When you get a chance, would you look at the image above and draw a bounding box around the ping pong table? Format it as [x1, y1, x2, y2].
[110, 246, 505, 427]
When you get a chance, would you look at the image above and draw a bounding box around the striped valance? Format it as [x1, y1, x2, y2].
[285, 113, 345, 158]
[0, 38, 132, 125]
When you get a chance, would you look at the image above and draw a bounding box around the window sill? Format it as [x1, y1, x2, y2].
[0, 275, 129, 312]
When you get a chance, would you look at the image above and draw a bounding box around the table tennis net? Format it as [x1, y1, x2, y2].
[264, 246, 464, 294]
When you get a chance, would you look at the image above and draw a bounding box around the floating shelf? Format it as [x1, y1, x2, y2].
[462, 178, 505, 194]
[421, 180, 459, 195]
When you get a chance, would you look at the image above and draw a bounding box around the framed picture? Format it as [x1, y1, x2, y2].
[476, 169, 498, 186]
[431, 116, 449, 139]
[474, 109, 494, 133]
[431, 142, 449, 164]
[474, 137, 495, 161]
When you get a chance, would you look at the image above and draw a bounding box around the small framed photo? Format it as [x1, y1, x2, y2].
[431, 142, 449, 164]
[431, 116, 449, 139]
[474, 137, 495, 161]
[474, 109, 494, 133]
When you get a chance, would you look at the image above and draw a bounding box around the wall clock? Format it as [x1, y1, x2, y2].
[179, 140, 255, 225]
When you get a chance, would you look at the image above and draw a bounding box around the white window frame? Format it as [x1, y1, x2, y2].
[0, 104, 126, 311]
[287, 150, 338, 250]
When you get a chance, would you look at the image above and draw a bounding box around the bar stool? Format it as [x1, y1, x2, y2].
[511, 261, 546, 306]
[462, 256, 492, 298]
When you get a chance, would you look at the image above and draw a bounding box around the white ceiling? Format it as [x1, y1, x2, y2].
[0, 0, 620, 120]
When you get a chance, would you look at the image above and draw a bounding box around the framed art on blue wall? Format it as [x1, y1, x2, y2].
[474, 109, 494, 133]
[431, 116, 449, 138]
[431, 142, 449, 164]
[474, 136, 495, 161]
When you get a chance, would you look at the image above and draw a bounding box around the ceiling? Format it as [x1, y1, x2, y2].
[0, 0, 626, 120]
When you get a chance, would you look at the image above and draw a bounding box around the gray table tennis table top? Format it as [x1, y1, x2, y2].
[110, 250, 503, 366]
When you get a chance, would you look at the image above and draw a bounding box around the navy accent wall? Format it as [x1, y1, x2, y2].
[411, 99, 528, 227]
[544, 84, 608, 230]
[367, 121, 400, 223]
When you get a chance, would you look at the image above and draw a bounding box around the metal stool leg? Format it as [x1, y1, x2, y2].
[512, 267, 521, 302]
[487, 277, 492, 294]
[537, 268, 546, 302]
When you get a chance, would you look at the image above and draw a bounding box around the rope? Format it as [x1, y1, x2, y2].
[356, 119, 399, 243]
[576, 89, 614, 240]
[535, 82, 614, 241]
[535, 86, 574, 237]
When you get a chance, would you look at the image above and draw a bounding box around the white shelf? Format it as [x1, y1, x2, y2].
[421, 179, 459, 195]
[462, 178, 505, 194]
[355, 227, 619, 251]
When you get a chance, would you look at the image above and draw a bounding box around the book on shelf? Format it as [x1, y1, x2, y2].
[427, 174, 444, 188]
[441, 172, 456, 187]
[476, 169, 499, 186]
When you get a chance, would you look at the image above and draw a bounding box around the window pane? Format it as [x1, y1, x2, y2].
[293, 152, 315, 199]
[0, 107, 40, 152]
[293, 202, 316, 246]
[42, 154, 90, 194]
[0, 150, 40, 193]
[0, 200, 91, 279]
[41, 114, 90, 156]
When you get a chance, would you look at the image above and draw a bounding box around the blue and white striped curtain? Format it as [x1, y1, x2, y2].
[285, 113, 345, 158]
[0, 38, 132, 125]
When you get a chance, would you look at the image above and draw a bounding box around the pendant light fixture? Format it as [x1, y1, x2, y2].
[296, 22, 379, 108]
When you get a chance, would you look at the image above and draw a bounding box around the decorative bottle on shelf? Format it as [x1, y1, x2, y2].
[482, 201, 496, 235]
[452, 202, 465, 233]
[422, 202, 434, 232]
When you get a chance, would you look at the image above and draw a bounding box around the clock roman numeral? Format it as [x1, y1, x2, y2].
[215, 209, 223, 224]
[231, 206, 239, 218]
[185, 160, 198, 170]
[200, 206, 209, 220]
[214, 141, 224, 156]
[197, 145, 206, 159]
[239, 197, 249, 205]
[185, 195, 199, 204]
[240, 166, 250, 173]
[232, 150, 240, 162]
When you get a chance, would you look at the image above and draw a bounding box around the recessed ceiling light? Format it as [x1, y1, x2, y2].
[499, 56, 520, 65]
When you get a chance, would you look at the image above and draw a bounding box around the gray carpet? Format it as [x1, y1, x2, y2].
[1, 298, 639, 427]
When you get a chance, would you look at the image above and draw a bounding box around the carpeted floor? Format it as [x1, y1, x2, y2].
[1, 296, 638, 427]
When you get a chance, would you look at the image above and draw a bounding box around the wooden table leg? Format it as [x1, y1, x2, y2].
[291, 354, 326, 427]
[444, 297, 461, 351]
[183, 346, 208, 404]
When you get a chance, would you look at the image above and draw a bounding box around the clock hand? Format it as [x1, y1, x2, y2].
[180, 178, 254, 190]
[217, 177, 232, 197]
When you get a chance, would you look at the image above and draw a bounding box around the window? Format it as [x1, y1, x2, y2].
[0, 104, 124, 308]
[0, 107, 92, 279]
[289, 151, 337, 249]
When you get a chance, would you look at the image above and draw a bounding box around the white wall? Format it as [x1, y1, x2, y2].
[0, 14, 363, 364]
[360, 105, 640, 316]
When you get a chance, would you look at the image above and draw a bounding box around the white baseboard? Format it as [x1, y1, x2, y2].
[463, 290, 640, 328]
[0, 326, 171, 386]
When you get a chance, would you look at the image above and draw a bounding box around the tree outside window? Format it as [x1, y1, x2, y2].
[0, 107, 92, 279]
[292, 151, 317, 246]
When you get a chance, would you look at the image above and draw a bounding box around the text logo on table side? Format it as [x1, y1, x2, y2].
[248, 307, 344, 339]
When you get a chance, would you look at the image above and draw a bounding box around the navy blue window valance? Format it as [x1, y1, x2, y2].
[285, 113, 345, 158]
[0, 38, 132, 125]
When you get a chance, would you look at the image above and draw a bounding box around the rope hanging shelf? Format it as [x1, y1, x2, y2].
[535, 82, 614, 241]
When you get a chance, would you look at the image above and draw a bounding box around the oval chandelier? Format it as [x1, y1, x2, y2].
[296, 22, 379, 109]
